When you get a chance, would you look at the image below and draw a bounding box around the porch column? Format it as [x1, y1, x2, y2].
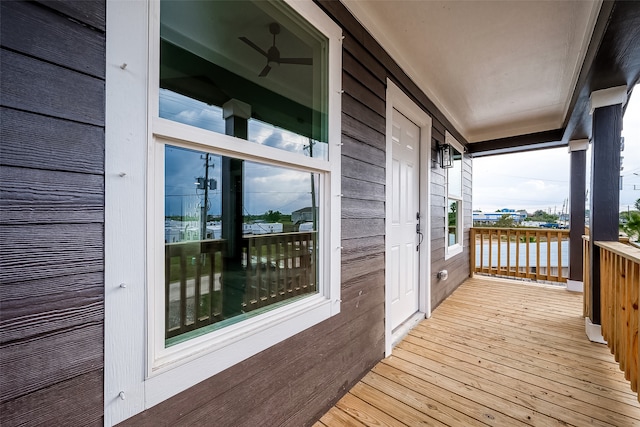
[587, 86, 626, 342]
[568, 139, 588, 292]
[222, 99, 250, 317]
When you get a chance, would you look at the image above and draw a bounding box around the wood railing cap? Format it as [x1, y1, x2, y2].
[594, 240, 640, 264]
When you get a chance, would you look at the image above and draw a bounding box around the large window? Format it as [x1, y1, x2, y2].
[152, 0, 340, 364]
[445, 132, 463, 258]
[104, 0, 341, 423]
[163, 146, 320, 346]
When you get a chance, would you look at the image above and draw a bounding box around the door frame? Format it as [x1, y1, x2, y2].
[385, 79, 432, 357]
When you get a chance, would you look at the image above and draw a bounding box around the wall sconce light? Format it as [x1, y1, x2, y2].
[438, 143, 454, 169]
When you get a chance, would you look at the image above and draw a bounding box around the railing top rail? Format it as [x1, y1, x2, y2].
[166, 238, 226, 247]
[595, 240, 640, 264]
[244, 231, 317, 240]
[471, 227, 570, 234]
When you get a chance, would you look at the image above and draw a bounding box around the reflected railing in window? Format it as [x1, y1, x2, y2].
[165, 231, 318, 342]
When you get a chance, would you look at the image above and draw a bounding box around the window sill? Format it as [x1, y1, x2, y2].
[445, 244, 463, 260]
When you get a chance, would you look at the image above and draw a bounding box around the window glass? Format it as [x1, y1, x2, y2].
[445, 141, 463, 254]
[165, 145, 319, 346]
[159, 0, 328, 159]
[448, 148, 462, 198]
[448, 200, 460, 246]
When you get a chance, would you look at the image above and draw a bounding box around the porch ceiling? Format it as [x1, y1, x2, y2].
[342, 0, 640, 155]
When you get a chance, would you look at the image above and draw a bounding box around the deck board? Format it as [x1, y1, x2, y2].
[321, 276, 640, 426]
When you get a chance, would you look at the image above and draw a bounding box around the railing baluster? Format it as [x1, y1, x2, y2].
[180, 247, 188, 330]
[525, 230, 531, 280]
[497, 229, 502, 275]
[479, 230, 484, 274]
[515, 229, 521, 278]
[506, 229, 511, 276]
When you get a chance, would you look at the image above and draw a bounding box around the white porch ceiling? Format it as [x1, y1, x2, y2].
[342, 0, 602, 143]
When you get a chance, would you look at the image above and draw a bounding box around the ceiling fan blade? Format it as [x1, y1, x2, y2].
[259, 64, 272, 77]
[279, 57, 313, 65]
[239, 37, 268, 58]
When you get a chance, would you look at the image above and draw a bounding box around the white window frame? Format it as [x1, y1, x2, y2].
[444, 131, 464, 259]
[104, 1, 342, 424]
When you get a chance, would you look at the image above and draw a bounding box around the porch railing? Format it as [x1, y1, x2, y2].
[470, 227, 569, 283]
[165, 231, 316, 339]
[582, 234, 631, 318]
[595, 241, 640, 401]
[165, 239, 225, 339]
[242, 231, 316, 312]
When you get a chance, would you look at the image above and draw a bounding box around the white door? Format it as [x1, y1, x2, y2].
[389, 109, 421, 331]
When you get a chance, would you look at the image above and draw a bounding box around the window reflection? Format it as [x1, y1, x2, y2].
[448, 200, 459, 246]
[164, 145, 320, 345]
[159, 0, 328, 159]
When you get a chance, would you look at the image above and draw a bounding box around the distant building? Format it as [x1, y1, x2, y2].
[292, 207, 318, 224]
[473, 209, 527, 225]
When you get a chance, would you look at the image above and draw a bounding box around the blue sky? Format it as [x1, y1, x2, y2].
[473, 87, 640, 214]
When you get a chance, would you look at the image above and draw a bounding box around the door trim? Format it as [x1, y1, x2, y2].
[385, 80, 432, 357]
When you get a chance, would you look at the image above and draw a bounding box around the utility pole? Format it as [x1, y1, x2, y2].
[307, 139, 317, 231]
[197, 153, 215, 240]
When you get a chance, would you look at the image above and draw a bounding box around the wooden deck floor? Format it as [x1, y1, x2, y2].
[316, 276, 640, 426]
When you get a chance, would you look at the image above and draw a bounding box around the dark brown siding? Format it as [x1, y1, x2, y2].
[123, 2, 470, 426]
[0, 1, 105, 426]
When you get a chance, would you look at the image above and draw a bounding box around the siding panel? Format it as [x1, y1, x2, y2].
[0, 323, 103, 403]
[0, 166, 104, 225]
[38, 0, 106, 31]
[342, 135, 385, 168]
[0, 108, 104, 174]
[1, 1, 105, 78]
[342, 114, 385, 151]
[343, 51, 385, 102]
[0, 49, 105, 126]
[342, 156, 385, 184]
[343, 75, 386, 119]
[0, 273, 104, 343]
[0, 370, 104, 427]
[0, 224, 104, 285]
[0, 0, 105, 425]
[342, 177, 385, 202]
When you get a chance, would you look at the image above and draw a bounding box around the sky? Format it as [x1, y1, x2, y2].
[162, 90, 322, 218]
[473, 86, 640, 214]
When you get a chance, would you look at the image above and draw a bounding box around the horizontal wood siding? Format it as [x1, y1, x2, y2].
[0, 1, 105, 426]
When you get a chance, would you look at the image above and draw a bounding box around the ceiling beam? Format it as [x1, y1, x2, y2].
[468, 129, 564, 157]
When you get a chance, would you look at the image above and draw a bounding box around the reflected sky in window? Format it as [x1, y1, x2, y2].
[165, 145, 318, 218]
[160, 90, 328, 160]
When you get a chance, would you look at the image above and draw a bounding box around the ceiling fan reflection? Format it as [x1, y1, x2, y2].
[239, 23, 313, 77]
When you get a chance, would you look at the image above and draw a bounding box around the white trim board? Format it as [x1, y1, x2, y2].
[585, 317, 607, 344]
[385, 80, 432, 357]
